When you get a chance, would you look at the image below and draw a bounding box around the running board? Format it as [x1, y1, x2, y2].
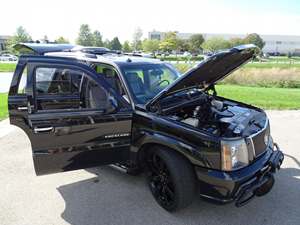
[109, 163, 141, 175]
[109, 164, 128, 173]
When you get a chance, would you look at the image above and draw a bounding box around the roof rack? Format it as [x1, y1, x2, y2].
[123, 53, 143, 57]
[71, 46, 117, 55]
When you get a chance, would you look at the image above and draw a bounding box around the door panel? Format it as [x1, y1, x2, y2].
[28, 110, 132, 175]
[8, 95, 30, 133]
[8, 60, 31, 132]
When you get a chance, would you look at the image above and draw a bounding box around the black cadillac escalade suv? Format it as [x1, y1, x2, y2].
[8, 43, 284, 211]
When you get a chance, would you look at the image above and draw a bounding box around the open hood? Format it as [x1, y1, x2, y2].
[147, 44, 258, 108]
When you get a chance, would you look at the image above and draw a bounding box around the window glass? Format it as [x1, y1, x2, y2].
[18, 66, 27, 94]
[120, 63, 180, 104]
[34, 66, 117, 112]
[82, 76, 117, 111]
[71, 72, 83, 93]
[148, 67, 176, 89]
[35, 67, 82, 95]
[93, 64, 126, 96]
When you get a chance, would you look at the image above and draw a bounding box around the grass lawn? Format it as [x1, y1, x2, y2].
[0, 93, 8, 120]
[175, 62, 300, 74]
[216, 85, 300, 109]
[244, 62, 300, 69]
[268, 56, 300, 62]
[0, 63, 17, 72]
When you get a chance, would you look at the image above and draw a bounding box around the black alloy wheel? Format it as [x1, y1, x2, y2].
[146, 147, 196, 211]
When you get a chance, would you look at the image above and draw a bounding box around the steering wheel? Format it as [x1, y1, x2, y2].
[152, 79, 170, 88]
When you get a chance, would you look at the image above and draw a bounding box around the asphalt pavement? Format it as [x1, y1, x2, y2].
[0, 111, 299, 225]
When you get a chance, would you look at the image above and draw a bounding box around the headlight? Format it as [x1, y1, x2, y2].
[221, 138, 249, 171]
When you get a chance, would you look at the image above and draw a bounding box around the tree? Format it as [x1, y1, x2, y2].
[76, 24, 94, 46]
[132, 27, 143, 50]
[159, 32, 178, 52]
[201, 37, 230, 52]
[92, 30, 103, 47]
[7, 26, 32, 45]
[142, 39, 160, 53]
[188, 34, 204, 52]
[228, 37, 245, 48]
[6, 26, 32, 52]
[122, 41, 132, 52]
[244, 33, 265, 49]
[103, 39, 111, 49]
[55, 36, 70, 44]
[110, 37, 122, 50]
[177, 39, 190, 52]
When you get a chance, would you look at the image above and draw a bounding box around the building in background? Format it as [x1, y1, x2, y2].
[148, 31, 300, 55]
[0, 35, 11, 51]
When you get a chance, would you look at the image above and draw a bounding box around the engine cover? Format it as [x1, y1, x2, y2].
[217, 106, 262, 136]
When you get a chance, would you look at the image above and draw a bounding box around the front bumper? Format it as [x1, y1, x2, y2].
[194, 144, 284, 207]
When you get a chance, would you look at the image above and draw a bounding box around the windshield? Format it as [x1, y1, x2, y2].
[120, 63, 180, 104]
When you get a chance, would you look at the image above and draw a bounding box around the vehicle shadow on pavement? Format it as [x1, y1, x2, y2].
[57, 155, 300, 225]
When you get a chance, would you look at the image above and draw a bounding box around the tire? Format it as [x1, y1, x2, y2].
[146, 147, 196, 212]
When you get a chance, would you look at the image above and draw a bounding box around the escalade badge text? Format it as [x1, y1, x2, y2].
[104, 133, 131, 139]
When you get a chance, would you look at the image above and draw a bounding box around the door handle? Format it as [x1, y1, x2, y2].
[34, 127, 53, 133]
[17, 106, 28, 111]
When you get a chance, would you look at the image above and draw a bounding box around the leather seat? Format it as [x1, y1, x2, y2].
[126, 72, 145, 95]
[86, 79, 109, 109]
[103, 68, 117, 89]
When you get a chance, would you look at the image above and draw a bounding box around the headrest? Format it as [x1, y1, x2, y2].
[103, 68, 114, 78]
[60, 69, 70, 80]
[150, 69, 163, 76]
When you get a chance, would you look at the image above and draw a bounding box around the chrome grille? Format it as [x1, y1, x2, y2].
[247, 120, 270, 160]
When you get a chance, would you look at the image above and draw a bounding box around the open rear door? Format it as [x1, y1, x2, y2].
[8, 56, 132, 175]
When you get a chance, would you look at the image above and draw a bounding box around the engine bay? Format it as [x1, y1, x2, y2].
[167, 92, 267, 138]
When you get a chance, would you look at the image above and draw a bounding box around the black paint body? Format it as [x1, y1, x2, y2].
[8, 49, 283, 206]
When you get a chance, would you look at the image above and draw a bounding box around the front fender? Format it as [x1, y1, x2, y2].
[132, 130, 212, 168]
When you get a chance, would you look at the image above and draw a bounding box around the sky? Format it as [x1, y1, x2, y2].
[1, 0, 300, 43]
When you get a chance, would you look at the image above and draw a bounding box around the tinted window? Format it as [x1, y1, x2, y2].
[34, 66, 116, 112]
[83, 77, 112, 110]
[93, 64, 125, 96]
[35, 67, 82, 95]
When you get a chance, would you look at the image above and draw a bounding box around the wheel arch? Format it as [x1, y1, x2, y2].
[133, 132, 208, 168]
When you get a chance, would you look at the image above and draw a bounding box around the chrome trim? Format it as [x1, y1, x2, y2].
[247, 119, 270, 158]
[17, 106, 28, 111]
[34, 127, 53, 133]
[248, 119, 269, 139]
[199, 194, 233, 203]
[247, 137, 256, 158]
